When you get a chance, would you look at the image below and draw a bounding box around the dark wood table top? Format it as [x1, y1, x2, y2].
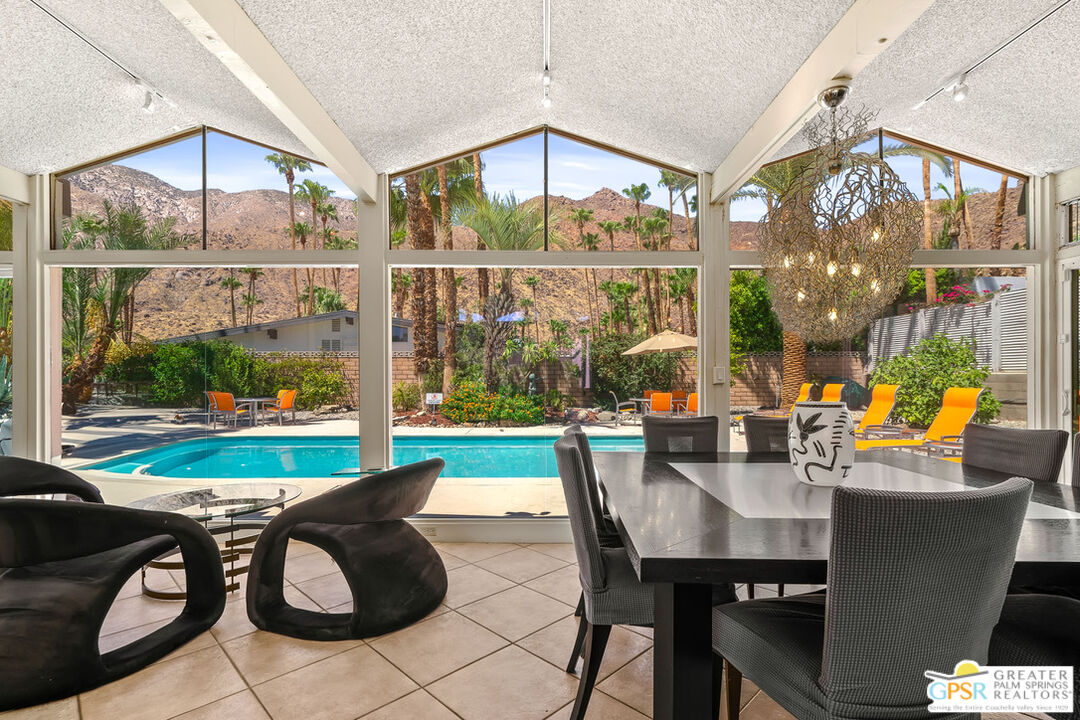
[593, 449, 1080, 587]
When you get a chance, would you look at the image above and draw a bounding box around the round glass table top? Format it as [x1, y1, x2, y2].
[127, 482, 302, 521]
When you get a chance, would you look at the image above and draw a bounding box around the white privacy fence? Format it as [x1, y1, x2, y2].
[867, 288, 1027, 373]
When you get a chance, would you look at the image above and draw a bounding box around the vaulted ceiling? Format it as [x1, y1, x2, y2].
[0, 0, 1077, 180]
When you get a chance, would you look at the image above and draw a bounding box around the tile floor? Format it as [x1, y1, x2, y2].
[0, 543, 1053, 720]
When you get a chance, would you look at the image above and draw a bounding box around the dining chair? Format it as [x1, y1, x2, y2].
[712, 476, 1033, 720]
[205, 390, 248, 429]
[742, 414, 790, 454]
[958, 424, 1068, 484]
[554, 435, 737, 720]
[642, 415, 719, 453]
[0, 458, 226, 711]
[685, 392, 699, 416]
[647, 392, 674, 417]
[563, 426, 622, 546]
[265, 389, 298, 425]
[857, 386, 983, 451]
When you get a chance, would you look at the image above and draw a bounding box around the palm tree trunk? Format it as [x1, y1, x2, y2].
[438, 164, 457, 393]
[780, 331, 807, 407]
[405, 173, 438, 375]
[473, 153, 490, 309]
[640, 270, 656, 334]
[991, 174, 1008, 250]
[61, 325, 114, 414]
[686, 279, 698, 335]
[922, 158, 937, 304]
[952, 159, 976, 250]
[288, 179, 300, 316]
[682, 194, 693, 249]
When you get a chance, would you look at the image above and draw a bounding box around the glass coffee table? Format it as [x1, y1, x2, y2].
[128, 482, 302, 599]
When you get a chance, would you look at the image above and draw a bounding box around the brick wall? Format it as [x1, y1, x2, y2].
[730, 352, 868, 408]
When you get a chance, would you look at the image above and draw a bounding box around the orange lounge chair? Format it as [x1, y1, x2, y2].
[205, 391, 249, 429]
[647, 392, 674, 417]
[265, 389, 298, 425]
[793, 383, 812, 408]
[856, 387, 984, 451]
[734, 383, 813, 429]
[855, 384, 900, 437]
[820, 383, 844, 403]
[685, 392, 699, 416]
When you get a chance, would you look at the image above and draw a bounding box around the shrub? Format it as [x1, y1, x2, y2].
[591, 332, 679, 409]
[441, 380, 497, 424]
[869, 334, 1001, 427]
[261, 354, 351, 410]
[494, 394, 544, 425]
[149, 344, 204, 405]
[393, 382, 421, 412]
[420, 358, 444, 395]
[299, 369, 349, 409]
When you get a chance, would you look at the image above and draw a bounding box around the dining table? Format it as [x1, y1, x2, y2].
[592, 448, 1080, 720]
[234, 396, 277, 426]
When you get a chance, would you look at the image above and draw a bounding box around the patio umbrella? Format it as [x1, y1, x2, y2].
[621, 329, 698, 356]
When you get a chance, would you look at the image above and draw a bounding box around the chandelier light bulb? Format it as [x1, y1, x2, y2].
[807, 252, 815, 264]
[797, 290, 806, 303]
[871, 226, 882, 242]
[828, 308, 838, 322]
[826, 262, 837, 277]
[850, 263, 861, 277]
[783, 256, 792, 268]
[870, 278, 881, 294]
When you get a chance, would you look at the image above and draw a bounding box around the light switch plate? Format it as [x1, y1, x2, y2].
[712, 366, 726, 384]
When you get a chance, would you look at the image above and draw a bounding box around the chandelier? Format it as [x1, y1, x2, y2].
[758, 84, 921, 342]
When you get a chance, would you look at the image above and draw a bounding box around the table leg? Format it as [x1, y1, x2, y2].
[653, 582, 714, 720]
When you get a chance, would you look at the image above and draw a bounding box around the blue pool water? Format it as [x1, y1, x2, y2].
[86, 435, 645, 479]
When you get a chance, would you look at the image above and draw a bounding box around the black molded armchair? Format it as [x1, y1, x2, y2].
[247, 458, 447, 640]
[0, 458, 225, 711]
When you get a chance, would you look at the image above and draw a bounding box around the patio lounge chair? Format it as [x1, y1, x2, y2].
[853, 384, 899, 437]
[265, 389, 298, 425]
[820, 383, 844, 403]
[855, 387, 983, 452]
[205, 390, 249, 429]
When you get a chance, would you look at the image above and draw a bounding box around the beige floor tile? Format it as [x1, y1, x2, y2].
[358, 689, 460, 720]
[427, 645, 578, 720]
[433, 542, 521, 563]
[100, 593, 184, 636]
[117, 569, 178, 600]
[253, 645, 417, 720]
[282, 549, 340, 584]
[99, 621, 216, 663]
[443, 564, 516, 608]
[222, 629, 360, 685]
[0, 698, 78, 720]
[437, 547, 469, 571]
[286, 541, 322, 559]
[528, 543, 579, 564]
[212, 586, 323, 643]
[79, 645, 246, 720]
[457, 586, 574, 641]
[170, 690, 270, 720]
[475, 547, 568, 584]
[548, 690, 649, 720]
[597, 649, 652, 716]
[740, 690, 797, 720]
[625, 625, 653, 639]
[516, 617, 652, 681]
[294, 570, 351, 610]
[523, 563, 583, 607]
[370, 611, 508, 685]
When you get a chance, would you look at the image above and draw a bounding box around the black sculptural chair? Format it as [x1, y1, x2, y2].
[247, 458, 447, 640]
[0, 457, 226, 711]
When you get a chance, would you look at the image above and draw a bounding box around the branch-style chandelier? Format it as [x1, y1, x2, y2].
[758, 84, 921, 342]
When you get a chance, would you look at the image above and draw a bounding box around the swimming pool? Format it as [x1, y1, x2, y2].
[86, 435, 645, 479]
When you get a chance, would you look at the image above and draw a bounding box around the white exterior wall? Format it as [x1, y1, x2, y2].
[226, 317, 359, 352]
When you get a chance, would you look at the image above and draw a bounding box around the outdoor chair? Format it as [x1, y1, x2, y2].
[956, 424, 1068, 483]
[247, 459, 446, 640]
[743, 414, 790, 454]
[712, 477, 1033, 720]
[685, 392, 699, 416]
[791, 382, 813, 409]
[647, 392, 674, 417]
[820, 383, 844, 403]
[554, 435, 736, 720]
[205, 390, 249, 429]
[0, 457, 225, 710]
[1074, 432, 1080, 486]
[854, 384, 899, 437]
[855, 387, 983, 452]
[609, 392, 638, 426]
[264, 389, 298, 425]
[643, 415, 719, 454]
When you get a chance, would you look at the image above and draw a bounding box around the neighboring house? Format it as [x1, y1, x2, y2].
[160, 311, 447, 354]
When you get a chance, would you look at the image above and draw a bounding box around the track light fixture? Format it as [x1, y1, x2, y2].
[541, 0, 552, 108]
[951, 74, 969, 102]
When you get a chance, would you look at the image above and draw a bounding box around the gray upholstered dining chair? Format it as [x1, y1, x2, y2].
[960, 423, 1068, 483]
[712, 476, 1033, 720]
[642, 415, 719, 453]
[742, 414, 790, 454]
[554, 434, 737, 720]
[564, 425, 622, 545]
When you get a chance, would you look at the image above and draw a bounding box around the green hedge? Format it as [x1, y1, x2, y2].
[441, 380, 542, 425]
[868, 334, 1000, 427]
[591, 332, 679, 409]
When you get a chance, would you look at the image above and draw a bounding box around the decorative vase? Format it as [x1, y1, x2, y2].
[788, 401, 855, 487]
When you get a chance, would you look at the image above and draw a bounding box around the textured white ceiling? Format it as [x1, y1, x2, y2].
[0, 0, 310, 175]
[236, 0, 853, 174]
[775, 0, 1080, 176]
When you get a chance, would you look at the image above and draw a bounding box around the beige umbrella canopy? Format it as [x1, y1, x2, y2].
[621, 329, 698, 356]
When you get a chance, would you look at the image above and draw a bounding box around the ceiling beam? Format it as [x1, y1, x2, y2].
[709, 0, 933, 204]
[161, 0, 379, 203]
[0, 164, 31, 205]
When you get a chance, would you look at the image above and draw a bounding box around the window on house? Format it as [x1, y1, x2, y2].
[331, 318, 341, 332]
[321, 339, 342, 351]
[1066, 199, 1080, 245]
[392, 325, 408, 343]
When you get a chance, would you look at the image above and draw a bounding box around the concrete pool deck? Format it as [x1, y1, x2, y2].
[62, 405, 748, 517]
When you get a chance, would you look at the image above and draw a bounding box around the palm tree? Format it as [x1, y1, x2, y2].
[266, 153, 312, 315]
[241, 268, 264, 324]
[952, 159, 977, 250]
[293, 221, 314, 312]
[219, 272, 242, 327]
[991, 174, 1010, 250]
[922, 158, 937, 304]
[460, 193, 548, 296]
[61, 202, 192, 413]
[241, 293, 263, 325]
[524, 275, 541, 343]
[669, 174, 697, 249]
[472, 152, 490, 308]
[316, 197, 338, 285]
[582, 231, 603, 334]
[403, 172, 438, 375]
[597, 219, 622, 286]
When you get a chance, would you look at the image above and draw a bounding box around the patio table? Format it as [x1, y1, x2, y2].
[592, 448, 1080, 720]
[235, 396, 277, 426]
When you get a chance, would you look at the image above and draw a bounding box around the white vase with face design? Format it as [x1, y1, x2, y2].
[788, 401, 855, 487]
